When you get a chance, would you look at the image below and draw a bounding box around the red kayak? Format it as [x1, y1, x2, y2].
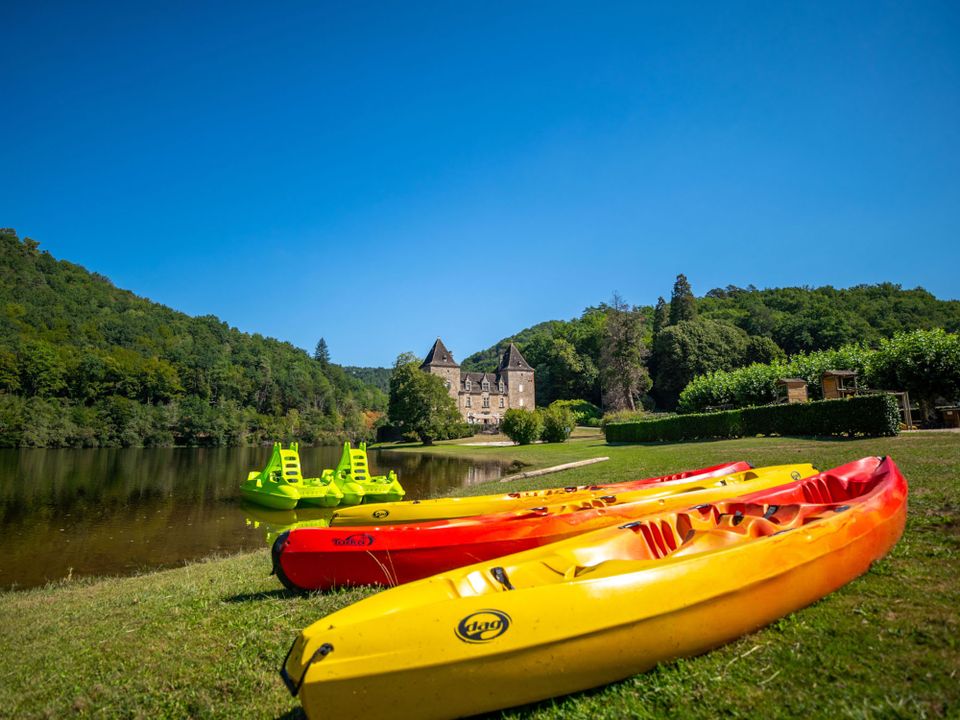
[271, 461, 783, 592]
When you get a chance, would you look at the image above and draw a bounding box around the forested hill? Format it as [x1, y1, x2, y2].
[0, 229, 385, 447]
[462, 282, 960, 409]
[344, 366, 391, 394]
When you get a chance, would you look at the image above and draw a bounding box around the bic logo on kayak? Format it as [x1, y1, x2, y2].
[372, 510, 390, 519]
[455, 610, 512, 643]
[332, 534, 375, 547]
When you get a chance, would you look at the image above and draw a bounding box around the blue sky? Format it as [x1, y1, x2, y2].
[2, 1, 958, 367]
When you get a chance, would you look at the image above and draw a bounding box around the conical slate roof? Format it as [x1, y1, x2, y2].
[498, 343, 533, 371]
[421, 338, 459, 368]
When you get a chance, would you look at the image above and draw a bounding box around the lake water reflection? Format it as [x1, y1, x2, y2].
[0, 446, 508, 590]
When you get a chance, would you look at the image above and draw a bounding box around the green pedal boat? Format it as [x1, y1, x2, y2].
[331, 442, 406, 504]
[241, 443, 345, 510]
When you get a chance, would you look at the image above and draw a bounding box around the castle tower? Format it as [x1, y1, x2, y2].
[420, 338, 460, 402]
[498, 343, 535, 410]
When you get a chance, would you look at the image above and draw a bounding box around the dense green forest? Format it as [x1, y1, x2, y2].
[462, 280, 960, 410]
[5, 224, 957, 447]
[0, 229, 386, 448]
[344, 366, 391, 394]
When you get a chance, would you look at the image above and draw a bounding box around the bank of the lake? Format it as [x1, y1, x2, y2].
[2, 433, 958, 718]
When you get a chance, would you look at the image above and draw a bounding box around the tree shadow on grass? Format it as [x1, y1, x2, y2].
[274, 708, 306, 720]
[223, 588, 302, 603]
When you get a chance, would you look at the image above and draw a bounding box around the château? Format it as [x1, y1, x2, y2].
[420, 338, 535, 425]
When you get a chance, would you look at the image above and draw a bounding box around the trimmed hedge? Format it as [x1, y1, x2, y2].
[604, 394, 900, 443]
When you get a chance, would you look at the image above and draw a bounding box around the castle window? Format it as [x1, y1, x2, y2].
[482, 395, 489, 408]
[445, 380, 451, 390]
[499, 397, 504, 408]
[519, 398, 524, 407]
[518, 384, 524, 392]
[465, 396, 472, 408]
[465, 379, 471, 392]
[481, 380, 489, 391]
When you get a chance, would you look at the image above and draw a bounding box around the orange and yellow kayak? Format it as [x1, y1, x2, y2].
[281, 456, 906, 719]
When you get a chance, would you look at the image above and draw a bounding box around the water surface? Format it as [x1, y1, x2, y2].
[0, 446, 508, 589]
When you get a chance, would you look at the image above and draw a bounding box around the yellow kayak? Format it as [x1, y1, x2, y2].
[330, 459, 752, 525]
[281, 457, 907, 719]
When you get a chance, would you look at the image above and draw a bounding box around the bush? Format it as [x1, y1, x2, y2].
[500, 408, 543, 445]
[549, 399, 602, 425]
[540, 404, 575, 443]
[439, 422, 475, 440]
[605, 394, 900, 443]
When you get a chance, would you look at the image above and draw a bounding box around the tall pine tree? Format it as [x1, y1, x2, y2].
[669, 274, 697, 324]
[652, 296, 670, 336]
[314, 337, 330, 366]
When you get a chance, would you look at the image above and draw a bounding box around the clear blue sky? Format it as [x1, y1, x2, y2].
[2, 1, 958, 367]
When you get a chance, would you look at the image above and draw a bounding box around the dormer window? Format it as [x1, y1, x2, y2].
[498, 380, 504, 393]
[481, 380, 489, 391]
[465, 378, 471, 392]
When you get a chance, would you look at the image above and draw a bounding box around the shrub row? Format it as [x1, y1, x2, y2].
[677, 344, 868, 413]
[677, 329, 960, 414]
[604, 394, 900, 443]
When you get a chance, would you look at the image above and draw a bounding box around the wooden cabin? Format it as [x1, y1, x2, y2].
[939, 406, 960, 428]
[822, 370, 859, 400]
[776, 378, 809, 404]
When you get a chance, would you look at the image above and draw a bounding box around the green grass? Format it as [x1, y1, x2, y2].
[2, 433, 958, 718]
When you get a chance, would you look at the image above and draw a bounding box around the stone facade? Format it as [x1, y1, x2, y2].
[420, 338, 535, 425]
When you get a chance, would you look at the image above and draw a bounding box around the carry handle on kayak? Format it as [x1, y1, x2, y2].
[280, 639, 334, 697]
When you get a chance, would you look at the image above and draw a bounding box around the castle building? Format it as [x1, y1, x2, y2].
[420, 338, 535, 425]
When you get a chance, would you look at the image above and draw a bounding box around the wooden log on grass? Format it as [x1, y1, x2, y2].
[500, 456, 610, 482]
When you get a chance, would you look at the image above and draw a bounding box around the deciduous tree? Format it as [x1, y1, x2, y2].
[599, 293, 651, 411]
[653, 319, 750, 408]
[388, 354, 462, 445]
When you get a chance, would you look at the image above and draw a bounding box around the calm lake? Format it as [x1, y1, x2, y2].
[0, 446, 510, 590]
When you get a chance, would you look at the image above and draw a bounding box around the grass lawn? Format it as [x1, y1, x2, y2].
[2, 433, 958, 718]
